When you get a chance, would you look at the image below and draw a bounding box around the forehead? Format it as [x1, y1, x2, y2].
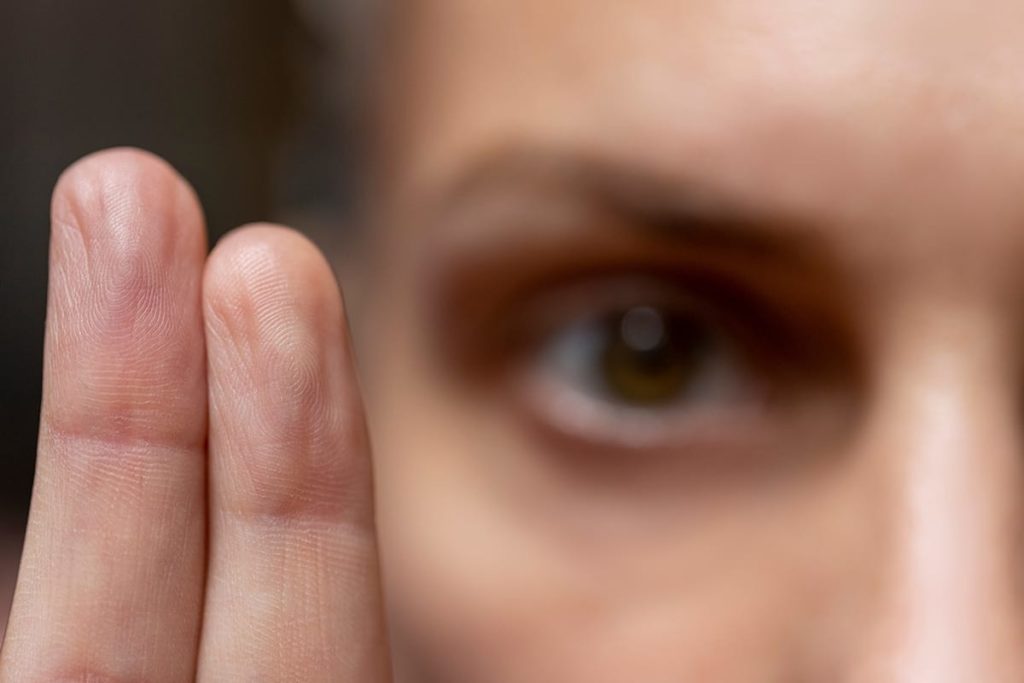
[393, 0, 1024, 191]
[384, 0, 1024, 285]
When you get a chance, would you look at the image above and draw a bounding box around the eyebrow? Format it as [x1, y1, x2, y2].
[422, 146, 827, 262]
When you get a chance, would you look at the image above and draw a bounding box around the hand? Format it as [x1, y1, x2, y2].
[0, 149, 392, 681]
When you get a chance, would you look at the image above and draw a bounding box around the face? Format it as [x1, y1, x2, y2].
[362, 1, 1024, 680]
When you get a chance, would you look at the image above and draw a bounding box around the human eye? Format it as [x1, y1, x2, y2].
[510, 276, 789, 452]
[422, 183, 861, 471]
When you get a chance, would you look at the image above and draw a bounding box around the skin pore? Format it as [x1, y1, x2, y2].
[4, 0, 1024, 681]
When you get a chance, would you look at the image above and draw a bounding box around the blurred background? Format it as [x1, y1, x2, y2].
[0, 0, 362, 615]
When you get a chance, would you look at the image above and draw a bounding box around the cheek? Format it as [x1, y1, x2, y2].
[369, 363, 878, 682]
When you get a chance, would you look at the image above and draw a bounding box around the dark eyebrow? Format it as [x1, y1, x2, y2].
[423, 146, 825, 261]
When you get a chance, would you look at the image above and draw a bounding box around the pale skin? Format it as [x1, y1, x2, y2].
[5, 0, 1024, 681]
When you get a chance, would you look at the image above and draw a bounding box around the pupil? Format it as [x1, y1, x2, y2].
[620, 306, 666, 352]
[601, 306, 706, 405]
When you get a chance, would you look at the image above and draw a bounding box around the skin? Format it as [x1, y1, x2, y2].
[4, 0, 1024, 680]
[0, 155, 390, 681]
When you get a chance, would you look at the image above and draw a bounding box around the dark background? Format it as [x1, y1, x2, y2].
[0, 1, 355, 529]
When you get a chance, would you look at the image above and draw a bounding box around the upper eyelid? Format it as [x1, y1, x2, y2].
[496, 269, 799, 348]
[422, 195, 850, 340]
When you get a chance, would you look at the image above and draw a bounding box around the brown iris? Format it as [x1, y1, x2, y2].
[599, 306, 713, 406]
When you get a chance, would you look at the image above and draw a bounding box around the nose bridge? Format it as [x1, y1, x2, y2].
[853, 306, 1024, 681]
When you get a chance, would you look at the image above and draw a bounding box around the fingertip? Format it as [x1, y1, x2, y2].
[203, 223, 369, 523]
[51, 147, 206, 254]
[43, 147, 211, 448]
[204, 224, 346, 340]
[208, 224, 339, 286]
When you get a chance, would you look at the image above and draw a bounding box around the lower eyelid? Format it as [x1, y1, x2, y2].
[509, 370, 858, 488]
[514, 367, 770, 452]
